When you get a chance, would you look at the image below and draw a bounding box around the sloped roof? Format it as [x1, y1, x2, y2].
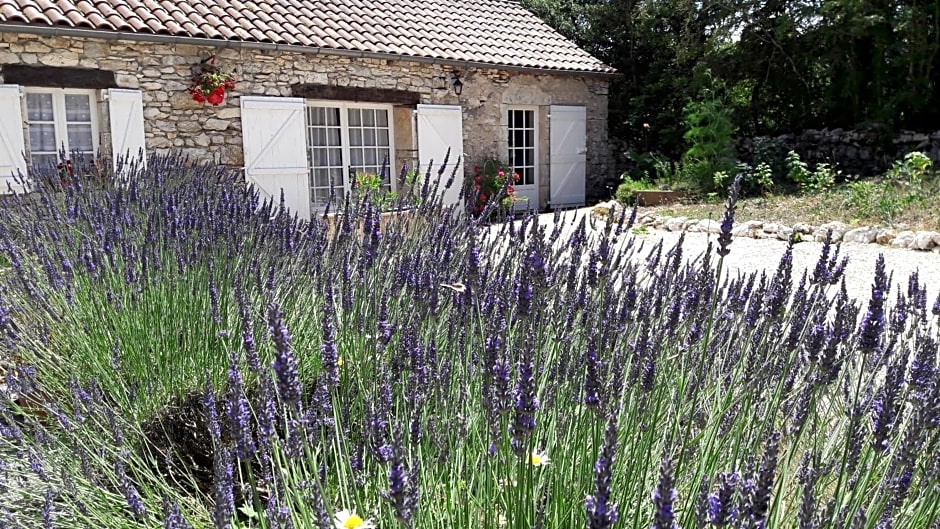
[0, 0, 616, 74]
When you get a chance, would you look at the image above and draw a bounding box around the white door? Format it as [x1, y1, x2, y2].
[108, 88, 147, 172]
[240, 96, 311, 220]
[0, 85, 27, 192]
[416, 104, 463, 206]
[549, 105, 586, 208]
[507, 107, 538, 210]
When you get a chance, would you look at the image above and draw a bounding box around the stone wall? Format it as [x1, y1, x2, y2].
[0, 31, 614, 206]
[736, 126, 940, 176]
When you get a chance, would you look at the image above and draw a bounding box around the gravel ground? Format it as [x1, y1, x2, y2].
[547, 208, 940, 308]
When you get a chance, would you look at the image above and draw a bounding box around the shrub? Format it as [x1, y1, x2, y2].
[468, 158, 521, 215]
[681, 86, 738, 192]
[0, 155, 938, 529]
[786, 150, 837, 193]
[614, 174, 651, 204]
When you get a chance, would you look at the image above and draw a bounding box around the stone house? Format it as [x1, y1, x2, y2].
[0, 0, 616, 218]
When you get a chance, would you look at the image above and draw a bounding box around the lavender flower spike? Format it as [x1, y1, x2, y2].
[268, 302, 302, 406]
[651, 454, 678, 529]
[716, 174, 743, 257]
[586, 413, 619, 529]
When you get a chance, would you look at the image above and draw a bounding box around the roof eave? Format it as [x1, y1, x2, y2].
[0, 23, 619, 78]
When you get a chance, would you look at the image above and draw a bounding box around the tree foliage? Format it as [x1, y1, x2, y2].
[523, 0, 940, 154]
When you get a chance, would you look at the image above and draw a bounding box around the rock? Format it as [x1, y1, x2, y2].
[762, 223, 779, 234]
[217, 107, 241, 120]
[843, 227, 878, 244]
[875, 229, 896, 245]
[665, 217, 688, 232]
[891, 231, 915, 249]
[776, 227, 793, 241]
[701, 219, 721, 234]
[792, 222, 814, 234]
[912, 231, 939, 250]
[934, 232, 940, 246]
[731, 225, 754, 237]
[203, 119, 231, 131]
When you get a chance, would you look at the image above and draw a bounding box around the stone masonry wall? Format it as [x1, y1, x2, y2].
[737, 126, 940, 177]
[0, 32, 614, 206]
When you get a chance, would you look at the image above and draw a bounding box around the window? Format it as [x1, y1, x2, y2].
[507, 108, 536, 186]
[25, 88, 98, 168]
[305, 102, 394, 210]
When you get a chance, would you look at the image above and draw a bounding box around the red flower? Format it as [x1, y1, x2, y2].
[514, 173, 521, 182]
[207, 91, 224, 106]
[507, 186, 515, 194]
[498, 171, 505, 177]
[479, 193, 488, 202]
[192, 91, 206, 103]
[473, 166, 481, 173]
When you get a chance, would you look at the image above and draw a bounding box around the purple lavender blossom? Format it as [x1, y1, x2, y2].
[708, 472, 738, 527]
[510, 349, 539, 454]
[225, 352, 255, 460]
[384, 432, 420, 527]
[858, 255, 889, 353]
[116, 457, 146, 519]
[716, 174, 743, 257]
[651, 455, 678, 529]
[203, 376, 221, 442]
[163, 496, 192, 529]
[585, 413, 619, 529]
[320, 288, 340, 387]
[747, 431, 781, 526]
[42, 487, 54, 529]
[212, 445, 234, 529]
[268, 303, 302, 406]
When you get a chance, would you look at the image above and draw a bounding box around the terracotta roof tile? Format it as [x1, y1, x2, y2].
[0, 0, 615, 73]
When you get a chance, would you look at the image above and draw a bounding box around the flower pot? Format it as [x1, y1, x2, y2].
[635, 190, 687, 207]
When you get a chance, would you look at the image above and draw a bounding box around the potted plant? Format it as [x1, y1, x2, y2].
[616, 152, 687, 206]
[189, 55, 236, 106]
[468, 158, 522, 219]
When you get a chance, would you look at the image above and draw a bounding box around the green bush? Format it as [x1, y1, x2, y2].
[786, 151, 837, 193]
[614, 174, 651, 204]
[681, 86, 737, 192]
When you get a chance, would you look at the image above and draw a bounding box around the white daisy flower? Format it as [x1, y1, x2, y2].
[334, 508, 375, 529]
[529, 449, 551, 467]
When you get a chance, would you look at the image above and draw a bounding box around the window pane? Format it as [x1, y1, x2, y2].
[377, 148, 390, 167]
[313, 149, 327, 167]
[350, 148, 364, 167]
[27, 93, 54, 121]
[524, 111, 533, 128]
[67, 124, 94, 151]
[65, 94, 92, 122]
[525, 129, 535, 147]
[348, 109, 361, 126]
[349, 129, 362, 146]
[376, 110, 388, 127]
[363, 109, 376, 127]
[314, 168, 330, 187]
[365, 148, 377, 166]
[29, 123, 57, 152]
[31, 153, 58, 168]
[328, 148, 343, 167]
[327, 108, 340, 126]
[377, 129, 389, 146]
[524, 149, 534, 166]
[327, 128, 341, 146]
[364, 129, 376, 147]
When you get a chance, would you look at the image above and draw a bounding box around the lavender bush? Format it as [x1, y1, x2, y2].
[0, 155, 938, 528]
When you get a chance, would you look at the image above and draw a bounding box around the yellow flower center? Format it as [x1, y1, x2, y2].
[337, 357, 344, 367]
[344, 514, 364, 529]
[530, 454, 543, 466]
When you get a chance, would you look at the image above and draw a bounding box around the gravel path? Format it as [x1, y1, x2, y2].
[550, 208, 940, 307]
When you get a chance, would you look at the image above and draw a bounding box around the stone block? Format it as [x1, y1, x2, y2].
[115, 74, 140, 88]
[665, 217, 687, 232]
[912, 231, 939, 250]
[204, 119, 231, 131]
[843, 227, 878, 244]
[875, 229, 895, 245]
[38, 51, 79, 67]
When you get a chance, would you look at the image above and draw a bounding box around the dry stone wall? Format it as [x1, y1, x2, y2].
[0, 32, 614, 204]
[737, 126, 940, 177]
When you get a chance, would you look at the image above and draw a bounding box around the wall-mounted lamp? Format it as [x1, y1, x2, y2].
[451, 71, 463, 96]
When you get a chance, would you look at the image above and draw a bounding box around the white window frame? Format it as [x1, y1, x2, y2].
[304, 100, 396, 209]
[23, 87, 99, 168]
[505, 105, 539, 184]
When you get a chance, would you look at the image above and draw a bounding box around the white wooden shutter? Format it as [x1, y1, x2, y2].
[549, 105, 587, 208]
[416, 104, 463, 206]
[108, 89, 147, 172]
[0, 85, 27, 192]
[240, 96, 310, 220]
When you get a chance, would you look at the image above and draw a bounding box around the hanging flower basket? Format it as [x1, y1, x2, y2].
[189, 55, 236, 106]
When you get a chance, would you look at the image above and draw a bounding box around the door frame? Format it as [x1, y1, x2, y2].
[503, 104, 539, 211]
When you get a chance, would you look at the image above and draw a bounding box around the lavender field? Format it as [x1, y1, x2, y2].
[0, 156, 938, 528]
